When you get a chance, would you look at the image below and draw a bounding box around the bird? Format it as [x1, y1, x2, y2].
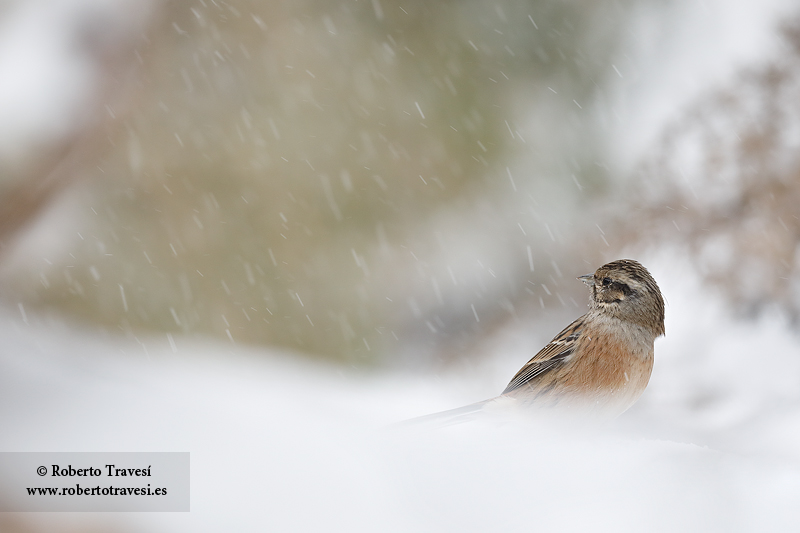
[404, 259, 665, 426]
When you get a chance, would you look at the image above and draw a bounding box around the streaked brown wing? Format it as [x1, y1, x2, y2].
[502, 314, 586, 394]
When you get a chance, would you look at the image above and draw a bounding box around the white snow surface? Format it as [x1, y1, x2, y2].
[1, 257, 799, 532]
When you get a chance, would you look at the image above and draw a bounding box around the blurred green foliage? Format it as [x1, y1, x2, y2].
[13, 0, 636, 361]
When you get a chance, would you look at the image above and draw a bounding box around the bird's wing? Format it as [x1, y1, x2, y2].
[502, 314, 586, 394]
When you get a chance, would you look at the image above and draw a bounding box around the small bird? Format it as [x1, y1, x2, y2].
[406, 259, 665, 425]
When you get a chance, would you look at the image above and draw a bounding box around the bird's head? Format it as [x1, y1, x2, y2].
[578, 259, 665, 336]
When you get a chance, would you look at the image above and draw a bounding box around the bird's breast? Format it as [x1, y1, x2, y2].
[567, 330, 654, 415]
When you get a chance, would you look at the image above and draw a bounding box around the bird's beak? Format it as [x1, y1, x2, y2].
[577, 274, 594, 286]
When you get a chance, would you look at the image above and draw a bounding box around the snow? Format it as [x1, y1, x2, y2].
[1, 255, 799, 532]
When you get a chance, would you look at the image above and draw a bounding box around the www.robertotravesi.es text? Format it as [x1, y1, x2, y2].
[26, 484, 167, 496]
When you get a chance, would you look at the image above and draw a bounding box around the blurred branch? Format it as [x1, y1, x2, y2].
[0, 0, 162, 253]
[625, 15, 800, 321]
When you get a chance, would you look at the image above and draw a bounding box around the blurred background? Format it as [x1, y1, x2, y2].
[1, 0, 800, 531]
[1, 0, 798, 363]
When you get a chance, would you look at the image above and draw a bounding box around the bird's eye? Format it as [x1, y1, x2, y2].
[601, 277, 612, 287]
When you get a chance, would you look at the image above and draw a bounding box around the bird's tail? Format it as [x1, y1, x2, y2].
[393, 399, 494, 429]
